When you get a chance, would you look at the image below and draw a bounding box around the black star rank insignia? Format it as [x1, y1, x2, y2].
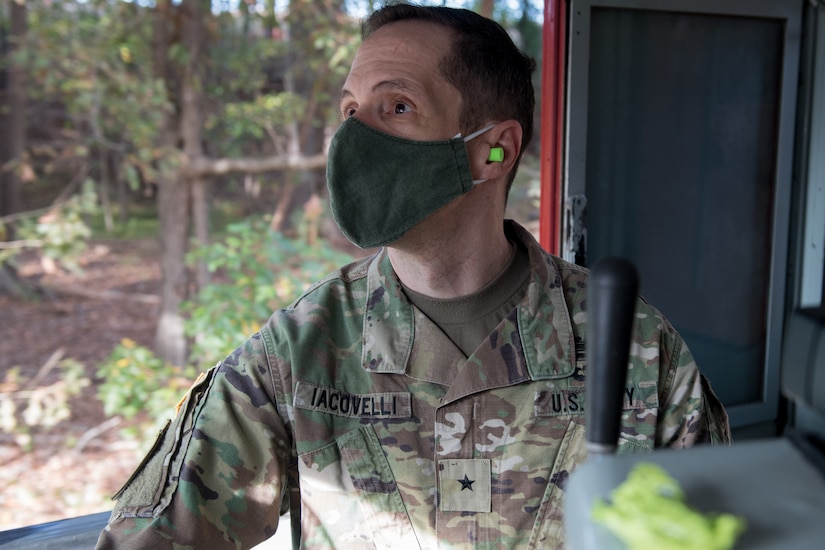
[458, 474, 475, 491]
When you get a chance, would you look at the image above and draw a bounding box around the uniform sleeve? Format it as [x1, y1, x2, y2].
[655, 320, 732, 448]
[95, 333, 293, 549]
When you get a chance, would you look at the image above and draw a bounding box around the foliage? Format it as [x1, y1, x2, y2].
[96, 339, 197, 437]
[203, 16, 292, 157]
[4, 0, 541, 239]
[0, 357, 90, 451]
[505, 151, 542, 224]
[87, 203, 160, 240]
[208, 92, 309, 154]
[206, 17, 286, 100]
[20, 0, 175, 189]
[204, 0, 359, 159]
[92, 220, 354, 440]
[183, 216, 355, 366]
[0, 181, 100, 272]
[286, 0, 360, 123]
[6, 0, 359, 237]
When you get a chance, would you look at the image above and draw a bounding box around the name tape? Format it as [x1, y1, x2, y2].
[533, 384, 658, 417]
[294, 382, 412, 419]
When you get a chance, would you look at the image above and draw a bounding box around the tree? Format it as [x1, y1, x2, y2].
[0, 0, 174, 293]
[2, 0, 541, 368]
[181, 0, 210, 289]
[266, 0, 349, 231]
[152, 0, 189, 366]
[3, 0, 354, 363]
[0, 0, 28, 296]
[0, 0, 25, 224]
[151, 0, 353, 365]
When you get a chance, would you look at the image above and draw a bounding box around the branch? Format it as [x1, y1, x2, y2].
[183, 153, 327, 178]
[0, 168, 86, 225]
[0, 239, 44, 249]
[27, 348, 66, 389]
[39, 283, 160, 305]
[73, 416, 123, 454]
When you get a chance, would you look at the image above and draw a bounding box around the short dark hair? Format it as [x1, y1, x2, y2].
[362, 3, 536, 189]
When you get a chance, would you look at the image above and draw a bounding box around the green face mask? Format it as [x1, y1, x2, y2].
[326, 117, 494, 249]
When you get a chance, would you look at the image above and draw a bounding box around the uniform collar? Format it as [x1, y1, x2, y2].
[360, 221, 576, 381]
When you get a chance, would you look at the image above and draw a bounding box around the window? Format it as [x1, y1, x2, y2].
[565, 0, 802, 428]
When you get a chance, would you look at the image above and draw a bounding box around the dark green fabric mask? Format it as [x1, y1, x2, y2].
[326, 117, 492, 249]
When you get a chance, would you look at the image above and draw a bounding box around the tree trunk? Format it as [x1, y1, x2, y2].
[0, 0, 29, 298]
[282, 0, 339, 235]
[99, 148, 114, 232]
[0, 15, 7, 214]
[153, 0, 189, 366]
[180, 0, 210, 289]
[1, 0, 26, 226]
[480, 0, 495, 19]
[155, 171, 190, 366]
[191, 180, 210, 287]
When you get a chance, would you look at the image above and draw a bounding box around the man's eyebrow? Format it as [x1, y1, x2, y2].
[374, 78, 423, 94]
[339, 78, 424, 102]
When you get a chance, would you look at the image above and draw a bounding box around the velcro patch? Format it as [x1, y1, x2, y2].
[534, 389, 586, 417]
[533, 383, 658, 417]
[438, 459, 491, 513]
[294, 382, 411, 419]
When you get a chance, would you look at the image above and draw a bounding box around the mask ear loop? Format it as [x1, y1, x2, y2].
[453, 123, 497, 142]
[454, 123, 499, 185]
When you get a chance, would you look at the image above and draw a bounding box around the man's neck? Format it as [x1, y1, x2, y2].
[387, 222, 513, 299]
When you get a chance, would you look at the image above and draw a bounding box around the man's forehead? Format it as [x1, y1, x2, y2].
[356, 19, 453, 61]
[342, 21, 455, 95]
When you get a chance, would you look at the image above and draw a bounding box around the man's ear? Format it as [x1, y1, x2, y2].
[469, 120, 523, 182]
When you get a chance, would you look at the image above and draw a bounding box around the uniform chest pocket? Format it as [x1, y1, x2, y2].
[299, 425, 419, 549]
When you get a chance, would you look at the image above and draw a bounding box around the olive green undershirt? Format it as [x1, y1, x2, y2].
[401, 239, 531, 357]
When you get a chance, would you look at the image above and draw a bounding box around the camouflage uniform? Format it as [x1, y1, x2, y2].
[96, 221, 730, 550]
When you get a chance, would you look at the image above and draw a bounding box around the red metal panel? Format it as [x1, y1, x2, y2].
[539, 0, 566, 254]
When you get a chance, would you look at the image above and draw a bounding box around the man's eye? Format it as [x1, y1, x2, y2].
[394, 103, 411, 114]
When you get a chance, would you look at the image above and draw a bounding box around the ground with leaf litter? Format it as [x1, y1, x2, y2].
[0, 239, 162, 530]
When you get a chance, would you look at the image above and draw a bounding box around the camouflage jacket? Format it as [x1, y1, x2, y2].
[96, 221, 730, 550]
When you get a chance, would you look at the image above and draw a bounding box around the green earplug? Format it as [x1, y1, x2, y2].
[488, 147, 504, 162]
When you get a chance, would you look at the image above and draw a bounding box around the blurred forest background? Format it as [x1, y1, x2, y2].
[0, 0, 543, 528]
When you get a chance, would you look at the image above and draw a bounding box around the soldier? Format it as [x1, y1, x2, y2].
[96, 3, 731, 549]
